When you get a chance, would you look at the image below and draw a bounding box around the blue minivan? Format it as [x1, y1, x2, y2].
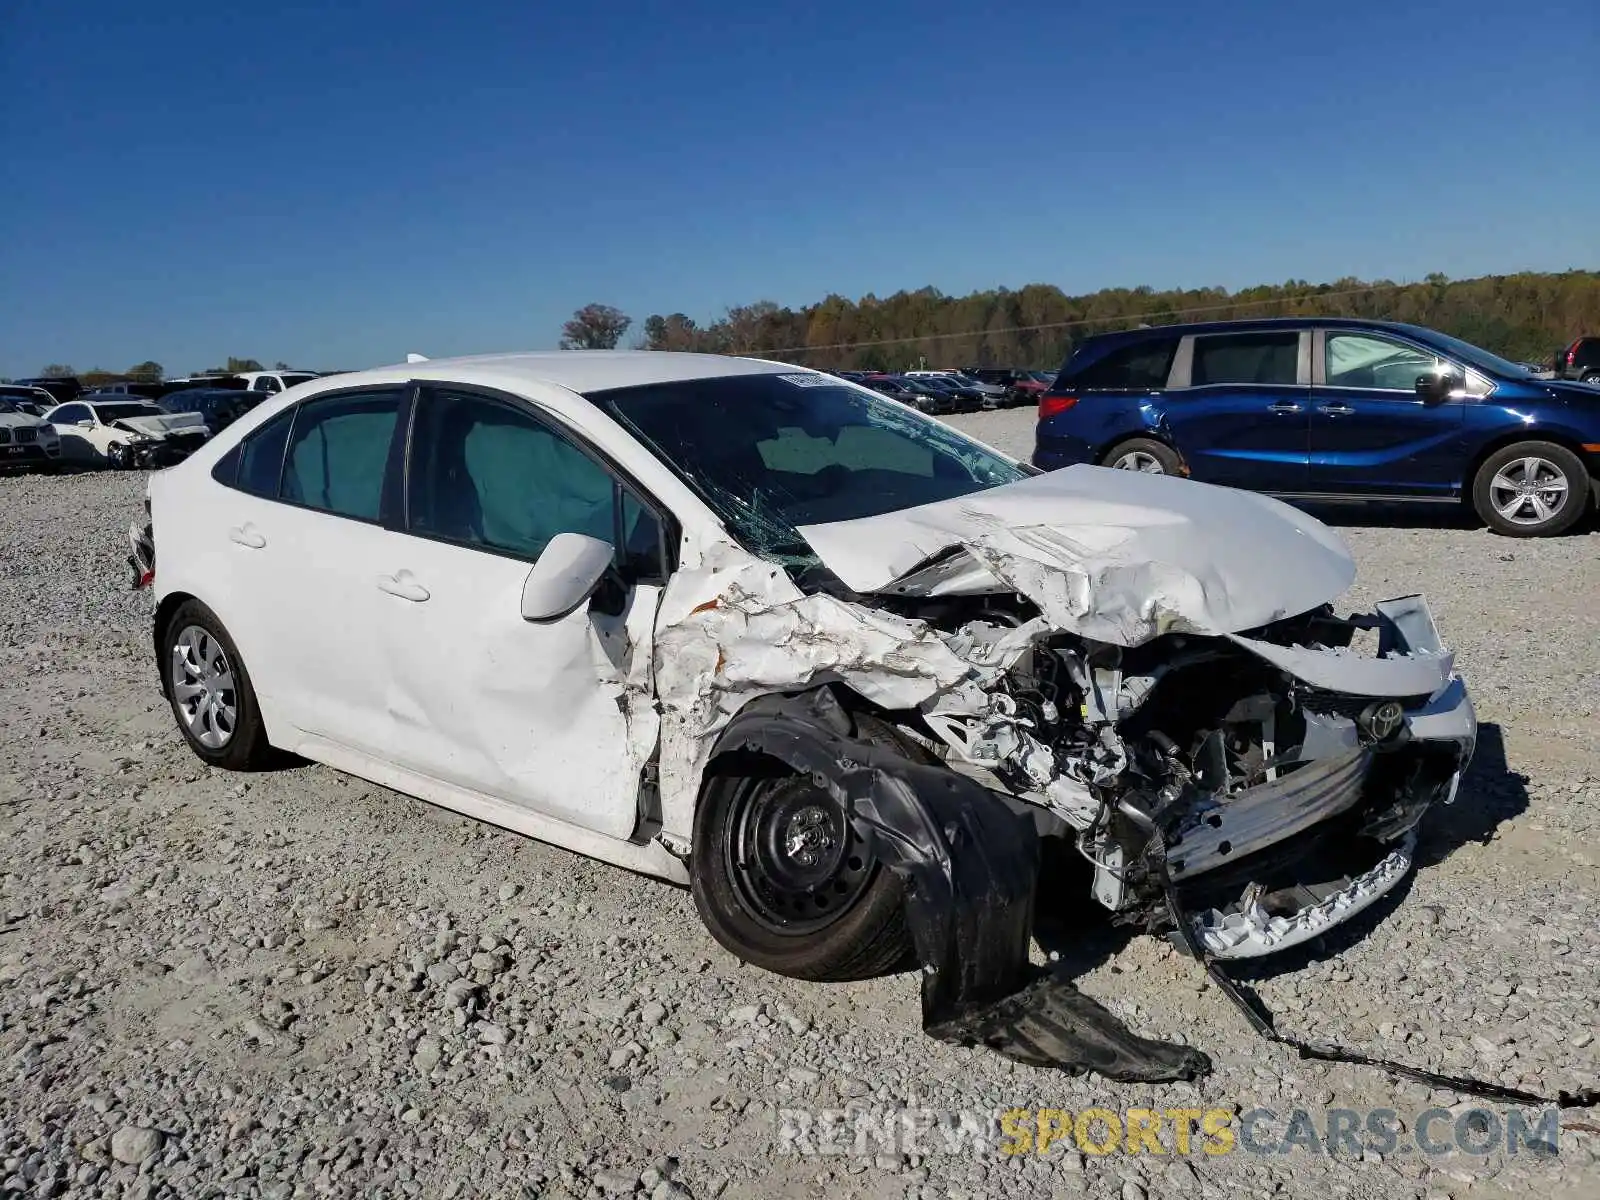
[1033, 318, 1600, 536]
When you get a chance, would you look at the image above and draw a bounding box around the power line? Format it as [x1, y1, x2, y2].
[761, 280, 1423, 358]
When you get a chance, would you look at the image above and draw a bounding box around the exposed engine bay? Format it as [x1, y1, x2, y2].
[869, 589, 1476, 960]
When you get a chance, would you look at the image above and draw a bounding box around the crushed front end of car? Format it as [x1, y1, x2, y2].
[785, 467, 1477, 960]
[922, 592, 1475, 960]
[108, 416, 210, 469]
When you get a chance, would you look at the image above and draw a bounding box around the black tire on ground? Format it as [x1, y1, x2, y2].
[159, 598, 277, 770]
[1470, 441, 1591, 537]
[1582, 371, 1600, 384]
[1099, 436, 1184, 475]
[690, 712, 936, 982]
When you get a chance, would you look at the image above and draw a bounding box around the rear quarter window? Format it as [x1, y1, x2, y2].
[1063, 337, 1179, 390]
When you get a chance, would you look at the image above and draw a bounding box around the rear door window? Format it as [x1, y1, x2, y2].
[279, 390, 404, 521]
[228, 408, 294, 494]
[1067, 338, 1179, 389]
[1191, 332, 1301, 386]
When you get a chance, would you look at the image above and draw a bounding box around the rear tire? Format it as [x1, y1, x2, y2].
[690, 712, 934, 982]
[1471, 441, 1589, 537]
[1101, 436, 1183, 475]
[160, 598, 276, 770]
[1582, 371, 1600, 385]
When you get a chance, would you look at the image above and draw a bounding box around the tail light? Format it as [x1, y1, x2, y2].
[1038, 393, 1079, 419]
[1567, 340, 1581, 366]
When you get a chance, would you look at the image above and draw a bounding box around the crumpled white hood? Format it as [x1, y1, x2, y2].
[796, 466, 1357, 646]
[114, 413, 207, 438]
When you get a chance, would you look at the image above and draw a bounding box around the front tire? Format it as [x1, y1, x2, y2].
[160, 599, 276, 769]
[690, 714, 933, 981]
[1101, 436, 1183, 475]
[1471, 441, 1590, 537]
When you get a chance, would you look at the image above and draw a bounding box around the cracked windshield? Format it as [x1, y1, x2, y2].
[592, 372, 1025, 569]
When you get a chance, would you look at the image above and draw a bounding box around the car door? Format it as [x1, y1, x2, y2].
[46, 403, 96, 461]
[1159, 329, 1310, 491]
[360, 384, 668, 841]
[1309, 329, 1471, 497]
[208, 385, 413, 754]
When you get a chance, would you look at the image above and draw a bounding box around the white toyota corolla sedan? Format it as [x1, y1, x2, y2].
[129, 351, 1476, 1070]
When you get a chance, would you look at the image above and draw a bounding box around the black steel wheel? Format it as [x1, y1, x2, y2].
[690, 713, 934, 981]
[723, 774, 875, 935]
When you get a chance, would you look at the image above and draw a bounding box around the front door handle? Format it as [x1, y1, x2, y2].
[1267, 402, 1303, 414]
[1319, 403, 1355, 416]
[228, 524, 266, 549]
[377, 572, 430, 603]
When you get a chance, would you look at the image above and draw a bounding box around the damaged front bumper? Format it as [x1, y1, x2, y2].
[917, 593, 1476, 961]
[109, 434, 206, 470]
[1168, 595, 1476, 958]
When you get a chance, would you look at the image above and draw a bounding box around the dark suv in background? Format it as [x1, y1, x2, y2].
[1033, 318, 1600, 537]
[12, 376, 83, 404]
[1554, 337, 1600, 383]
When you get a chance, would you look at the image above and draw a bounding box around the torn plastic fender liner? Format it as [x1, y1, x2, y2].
[709, 688, 1211, 1082]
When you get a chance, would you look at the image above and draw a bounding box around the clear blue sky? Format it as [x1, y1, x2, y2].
[2, 0, 1595, 377]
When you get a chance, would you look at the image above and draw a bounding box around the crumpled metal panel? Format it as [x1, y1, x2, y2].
[1226, 593, 1456, 699]
[795, 466, 1357, 647]
[651, 543, 980, 844]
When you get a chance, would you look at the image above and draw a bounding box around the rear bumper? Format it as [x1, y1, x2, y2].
[1031, 430, 1097, 470]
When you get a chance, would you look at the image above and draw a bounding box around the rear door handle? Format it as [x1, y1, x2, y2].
[1319, 404, 1355, 416]
[1268, 402, 1303, 414]
[228, 524, 266, 549]
[377, 572, 430, 603]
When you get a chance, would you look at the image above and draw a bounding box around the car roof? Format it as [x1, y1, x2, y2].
[306, 350, 805, 396]
[1078, 316, 1433, 348]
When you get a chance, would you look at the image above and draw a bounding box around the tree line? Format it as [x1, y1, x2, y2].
[15, 270, 1592, 386]
[13, 358, 300, 387]
[562, 270, 1599, 370]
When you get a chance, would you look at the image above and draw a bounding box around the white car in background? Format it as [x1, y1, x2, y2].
[45, 399, 210, 468]
[0, 396, 63, 471]
[235, 370, 320, 395]
[126, 351, 1475, 1077]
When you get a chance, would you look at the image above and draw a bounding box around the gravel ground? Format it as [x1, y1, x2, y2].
[2, 419, 1597, 1200]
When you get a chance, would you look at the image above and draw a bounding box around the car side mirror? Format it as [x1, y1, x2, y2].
[520, 532, 616, 622]
[1413, 371, 1460, 404]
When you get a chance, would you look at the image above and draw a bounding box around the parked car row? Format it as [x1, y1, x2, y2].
[1032, 318, 1600, 537]
[0, 390, 277, 473]
[829, 368, 1047, 413]
[0, 369, 326, 473]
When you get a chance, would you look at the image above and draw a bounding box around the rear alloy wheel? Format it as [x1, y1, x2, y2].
[161, 599, 276, 769]
[1103, 437, 1183, 475]
[1472, 441, 1590, 537]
